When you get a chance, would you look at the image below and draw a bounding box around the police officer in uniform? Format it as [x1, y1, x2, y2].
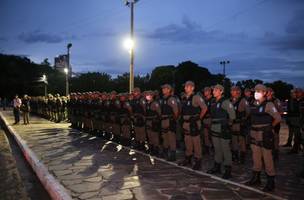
[230, 86, 250, 164]
[179, 81, 207, 170]
[160, 84, 179, 161]
[202, 87, 213, 155]
[207, 84, 236, 179]
[119, 93, 133, 146]
[144, 91, 161, 156]
[130, 88, 146, 150]
[245, 84, 281, 192]
[285, 88, 303, 153]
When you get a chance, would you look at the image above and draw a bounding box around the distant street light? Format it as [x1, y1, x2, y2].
[124, 0, 140, 93]
[42, 74, 48, 97]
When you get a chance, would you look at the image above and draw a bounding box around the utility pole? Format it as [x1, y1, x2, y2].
[66, 43, 72, 96]
[125, 0, 139, 93]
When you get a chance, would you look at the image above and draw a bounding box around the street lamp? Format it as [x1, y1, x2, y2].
[42, 74, 48, 97]
[64, 68, 69, 96]
[220, 60, 230, 86]
[124, 0, 140, 93]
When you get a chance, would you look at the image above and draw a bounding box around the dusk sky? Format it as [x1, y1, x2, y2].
[1, 0, 303, 86]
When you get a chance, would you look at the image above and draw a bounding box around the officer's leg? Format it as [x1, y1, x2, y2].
[262, 147, 276, 191]
[207, 136, 222, 174]
[193, 135, 202, 170]
[251, 144, 263, 173]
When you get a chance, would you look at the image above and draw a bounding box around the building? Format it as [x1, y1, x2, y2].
[54, 54, 72, 77]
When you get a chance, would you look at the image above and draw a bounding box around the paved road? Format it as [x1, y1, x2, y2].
[1, 110, 303, 200]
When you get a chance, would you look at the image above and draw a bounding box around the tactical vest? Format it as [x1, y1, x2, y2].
[250, 101, 273, 126]
[160, 96, 174, 116]
[181, 94, 200, 116]
[120, 101, 129, 115]
[204, 97, 213, 118]
[131, 98, 144, 114]
[145, 101, 159, 118]
[210, 97, 229, 123]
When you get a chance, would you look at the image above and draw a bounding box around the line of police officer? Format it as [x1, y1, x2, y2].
[30, 81, 304, 192]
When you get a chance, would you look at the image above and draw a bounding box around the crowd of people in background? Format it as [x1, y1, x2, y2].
[2, 82, 304, 192]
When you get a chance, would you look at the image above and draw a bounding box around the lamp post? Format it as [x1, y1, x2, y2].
[42, 74, 48, 97]
[124, 0, 139, 93]
[220, 60, 230, 85]
[64, 68, 69, 96]
[66, 43, 72, 96]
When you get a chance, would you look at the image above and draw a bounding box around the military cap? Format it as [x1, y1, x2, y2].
[110, 91, 117, 95]
[161, 84, 172, 90]
[184, 81, 195, 87]
[145, 90, 155, 96]
[231, 86, 241, 91]
[254, 84, 267, 91]
[244, 88, 252, 92]
[133, 87, 141, 93]
[203, 86, 212, 91]
[213, 84, 224, 91]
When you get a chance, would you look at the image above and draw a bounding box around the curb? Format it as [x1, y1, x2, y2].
[0, 112, 72, 200]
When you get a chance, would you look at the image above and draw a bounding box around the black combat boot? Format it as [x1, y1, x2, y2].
[178, 156, 192, 166]
[239, 151, 246, 164]
[192, 158, 202, 170]
[222, 165, 232, 179]
[167, 150, 176, 161]
[263, 175, 275, 192]
[245, 171, 261, 186]
[161, 148, 168, 159]
[207, 162, 221, 174]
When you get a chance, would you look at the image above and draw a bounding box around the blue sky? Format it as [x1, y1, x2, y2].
[1, 0, 303, 86]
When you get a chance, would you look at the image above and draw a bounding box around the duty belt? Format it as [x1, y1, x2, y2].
[251, 125, 271, 131]
[182, 115, 200, 122]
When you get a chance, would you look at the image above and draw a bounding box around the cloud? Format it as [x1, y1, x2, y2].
[0, 36, 7, 41]
[18, 30, 79, 44]
[143, 16, 248, 44]
[262, 9, 304, 51]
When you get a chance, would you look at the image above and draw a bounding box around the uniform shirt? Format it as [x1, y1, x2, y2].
[219, 98, 236, 122]
[182, 93, 207, 120]
[161, 95, 179, 117]
[231, 97, 250, 119]
[250, 100, 281, 126]
[145, 100, 161, 116]
[269, 97, 283, 114]
[13, 98, 22, 108]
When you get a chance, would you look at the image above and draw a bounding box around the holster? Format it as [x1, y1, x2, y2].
[251, 126, 274, 149]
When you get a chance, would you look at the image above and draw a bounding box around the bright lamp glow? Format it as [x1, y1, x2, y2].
[42, 74, 46, 81]
[64, 68, 69, 74]
[123, 38, 134, 51]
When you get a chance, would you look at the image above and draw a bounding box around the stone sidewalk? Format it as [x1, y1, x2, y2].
[1, 110, 303, 200]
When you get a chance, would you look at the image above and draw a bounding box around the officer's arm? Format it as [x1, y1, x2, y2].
[195, 95, 207, 119]
[169, 97, 179, 120]
[265, 102, 281, 127]
[223, 100, 236, 123]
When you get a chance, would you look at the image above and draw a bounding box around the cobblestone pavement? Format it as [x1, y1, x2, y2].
[1, 110, 303, 200]
[0, 129, 29, 200]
